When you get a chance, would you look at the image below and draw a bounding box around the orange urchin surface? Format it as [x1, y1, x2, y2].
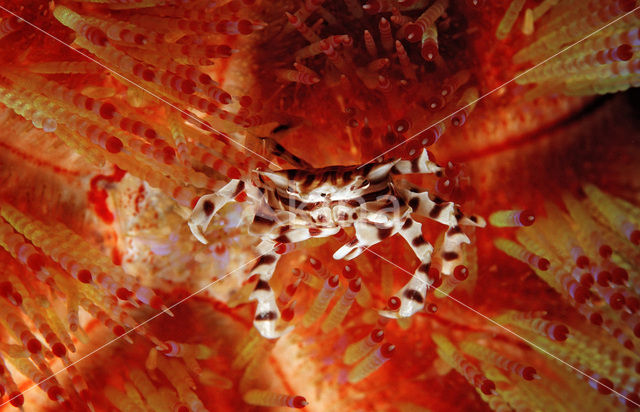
[0, 0, 639, 411]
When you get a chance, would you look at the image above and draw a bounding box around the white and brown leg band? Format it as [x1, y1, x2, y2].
[380, 259, 434, 319]
[399, 187, 457, 227]
[439, 225, 470, 276]
[251, 280, 292, 339]
[398, 217, 433, 261]
[379, 217, 435, 318]
[248, 252, 292, 339]
[392, 149, 442, 175]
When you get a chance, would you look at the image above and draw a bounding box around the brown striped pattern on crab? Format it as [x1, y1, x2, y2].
[187, 148, 485, 338]
[247, 252, 294, 339]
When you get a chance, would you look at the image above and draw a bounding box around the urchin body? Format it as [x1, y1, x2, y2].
[189, 149, 484, 338]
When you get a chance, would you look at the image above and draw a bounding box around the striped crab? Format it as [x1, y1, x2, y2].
[188, 143, 485, 338]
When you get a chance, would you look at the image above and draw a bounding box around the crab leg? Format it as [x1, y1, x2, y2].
[397, 185, 457, 226]
[380, 261, 434, 319]
[397, 217, 433, 261]
[439, 225, 470, 276]
[249, 222, 339, 339]
[391, 149, 441, 175]
[247, 248, 294, 339]
[380, 217, 435, 318]
[397, 183, 484, 275]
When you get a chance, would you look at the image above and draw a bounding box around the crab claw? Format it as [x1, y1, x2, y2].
[188, 180, 246, 244]
[188, 222, 208, 244]
[188, 194, 219, 244]
[333, 239, 360, 260]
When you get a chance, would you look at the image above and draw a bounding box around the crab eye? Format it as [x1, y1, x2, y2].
[321, 193, 326, 197]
